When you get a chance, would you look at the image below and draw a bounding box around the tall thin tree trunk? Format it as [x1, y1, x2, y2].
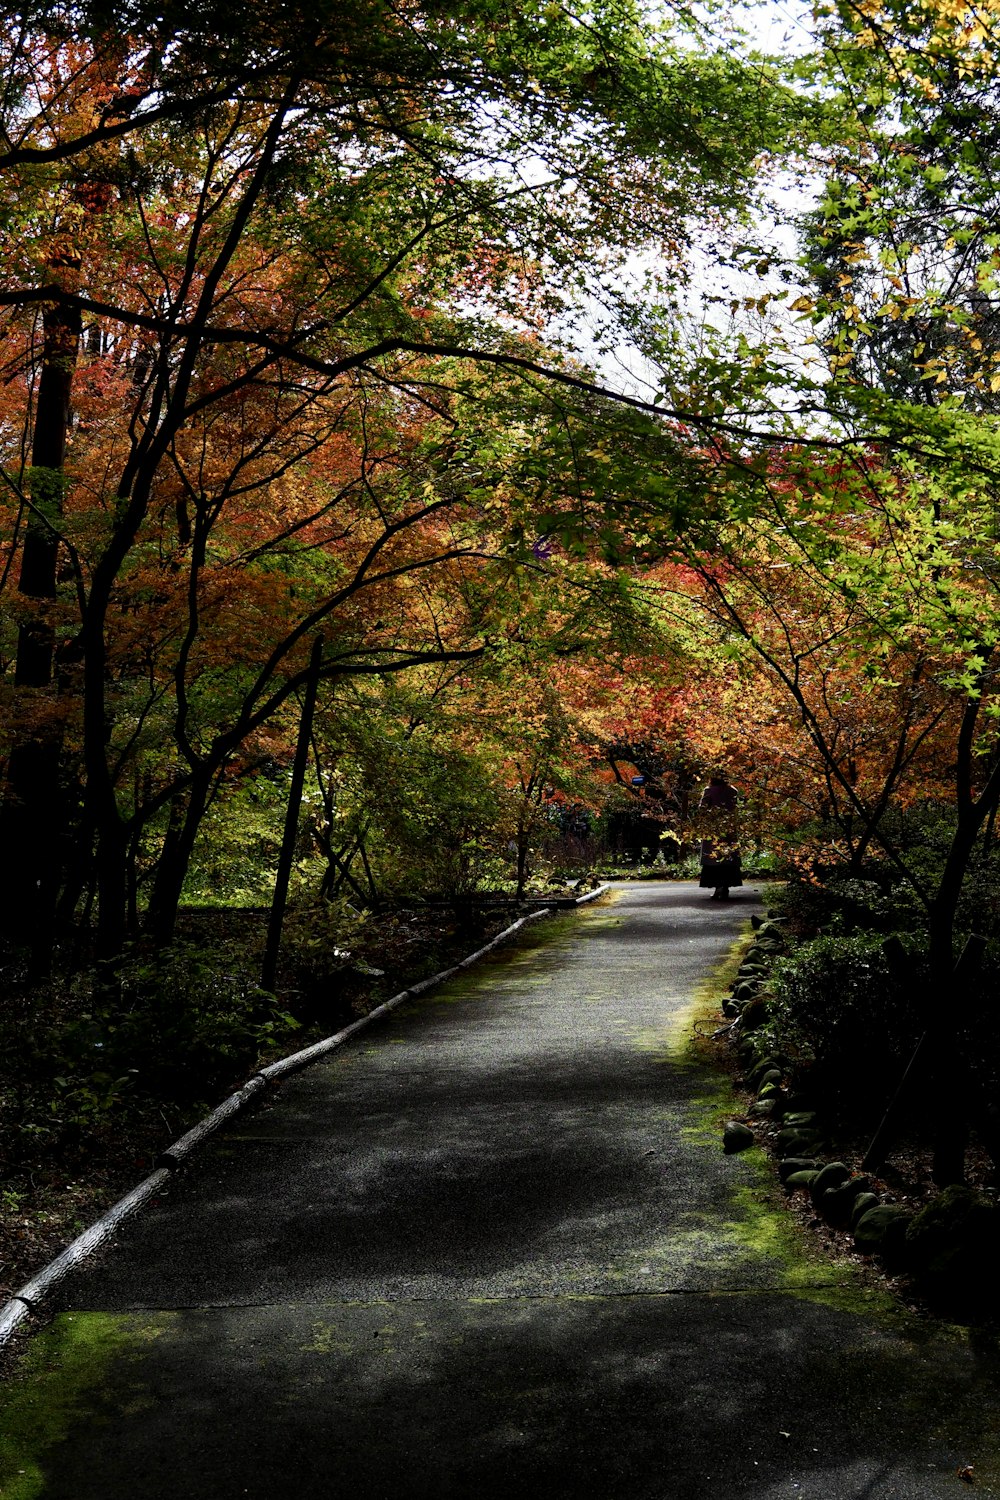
[126, 826, 141, 938]
[262, 637, 323, 991]
[0, 260, 82, 963]
[924, 812, 984, 1184]
[145, 776, 212, 946]
[94, 817, 130, 964]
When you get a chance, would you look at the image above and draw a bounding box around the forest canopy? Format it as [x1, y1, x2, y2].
[0, 0, 797, 956]
[5, 0, 1000, 1198]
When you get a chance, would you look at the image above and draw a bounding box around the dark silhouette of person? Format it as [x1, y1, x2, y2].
[698, 772, 742, 901]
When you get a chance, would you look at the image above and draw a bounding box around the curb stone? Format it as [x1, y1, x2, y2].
[0, 885, 611, 1349]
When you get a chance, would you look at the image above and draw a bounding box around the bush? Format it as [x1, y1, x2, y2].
[346, 741, 508, 902]
[110, 943, 300, 1101]
[772, 805, 1000, 944]
[763, 810, 1000, 1131]
[762, 933, 924, 1122]
[0, 942, 300, 1167]
[770, 870, 925, 940]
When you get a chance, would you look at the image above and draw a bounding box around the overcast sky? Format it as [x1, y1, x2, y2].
[597, 0, 823, 411]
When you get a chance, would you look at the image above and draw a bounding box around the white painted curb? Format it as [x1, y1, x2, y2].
[0, 1169, 173, 1347]
[0, 885, 610, 1347]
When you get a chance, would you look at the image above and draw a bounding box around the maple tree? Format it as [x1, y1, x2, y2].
[0, 1, 797, 964]
[645, 398, 1000, 1181]
[8, 0, 1000, 1211]
[782, 0, 1000, 1005]
[3, 0, 996, 990]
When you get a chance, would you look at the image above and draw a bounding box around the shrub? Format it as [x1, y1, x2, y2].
[109, 943, 300, 1102]
[762, 933, 924, 1123]
[348, 741, 507, 902]
[0, 942, 300, 1168]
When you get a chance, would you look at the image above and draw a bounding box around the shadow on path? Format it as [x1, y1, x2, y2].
[2, 883, 999, 1498]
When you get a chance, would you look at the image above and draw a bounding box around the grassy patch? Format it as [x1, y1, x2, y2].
[660, 925, 866, 1295]
[0, 1312, 167, 1497]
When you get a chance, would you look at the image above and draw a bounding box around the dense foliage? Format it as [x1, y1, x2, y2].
[7, 0, 1000, 1203]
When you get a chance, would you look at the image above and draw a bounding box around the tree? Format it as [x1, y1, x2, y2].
[0, 0, 796, 961]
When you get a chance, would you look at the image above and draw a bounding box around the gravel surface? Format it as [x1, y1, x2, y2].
[3, 882, 1000, 1499]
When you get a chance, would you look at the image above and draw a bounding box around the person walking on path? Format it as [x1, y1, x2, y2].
[698, 770, 743, 901]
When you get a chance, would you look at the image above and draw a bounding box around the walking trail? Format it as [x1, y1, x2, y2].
[2, 882, 1000, 1498]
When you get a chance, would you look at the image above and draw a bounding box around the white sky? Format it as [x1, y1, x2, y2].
[595, 0, 824, 411]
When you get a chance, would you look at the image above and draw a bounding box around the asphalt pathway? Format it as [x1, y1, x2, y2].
[3, 882, 1000, 1498]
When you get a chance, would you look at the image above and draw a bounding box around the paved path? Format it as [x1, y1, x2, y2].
[3, 883, 1000, 1498]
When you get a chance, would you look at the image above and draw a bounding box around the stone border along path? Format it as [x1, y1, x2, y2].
[0, 887, 608, 1351]
[2, 880, 1000, 1498]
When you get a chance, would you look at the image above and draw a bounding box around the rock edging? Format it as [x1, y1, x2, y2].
[715, 912, 1000, 1309]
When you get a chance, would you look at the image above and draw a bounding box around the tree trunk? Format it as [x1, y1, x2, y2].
[925, 813, 988, 1185]
[262, 637, 323, 991]
[145, 776, 212, 946]
[864, 935, 985, 1177]
[94, 816, 130, 964]
[515, 820, 530, 900]
[0, 268, 82, 962]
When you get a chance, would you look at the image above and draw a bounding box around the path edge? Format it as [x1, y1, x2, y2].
[0, 884, 610, 1348]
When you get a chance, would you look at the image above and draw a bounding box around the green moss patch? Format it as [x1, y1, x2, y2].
[656, 928, 855, 1294]
[0, 1311, 168, 1498]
